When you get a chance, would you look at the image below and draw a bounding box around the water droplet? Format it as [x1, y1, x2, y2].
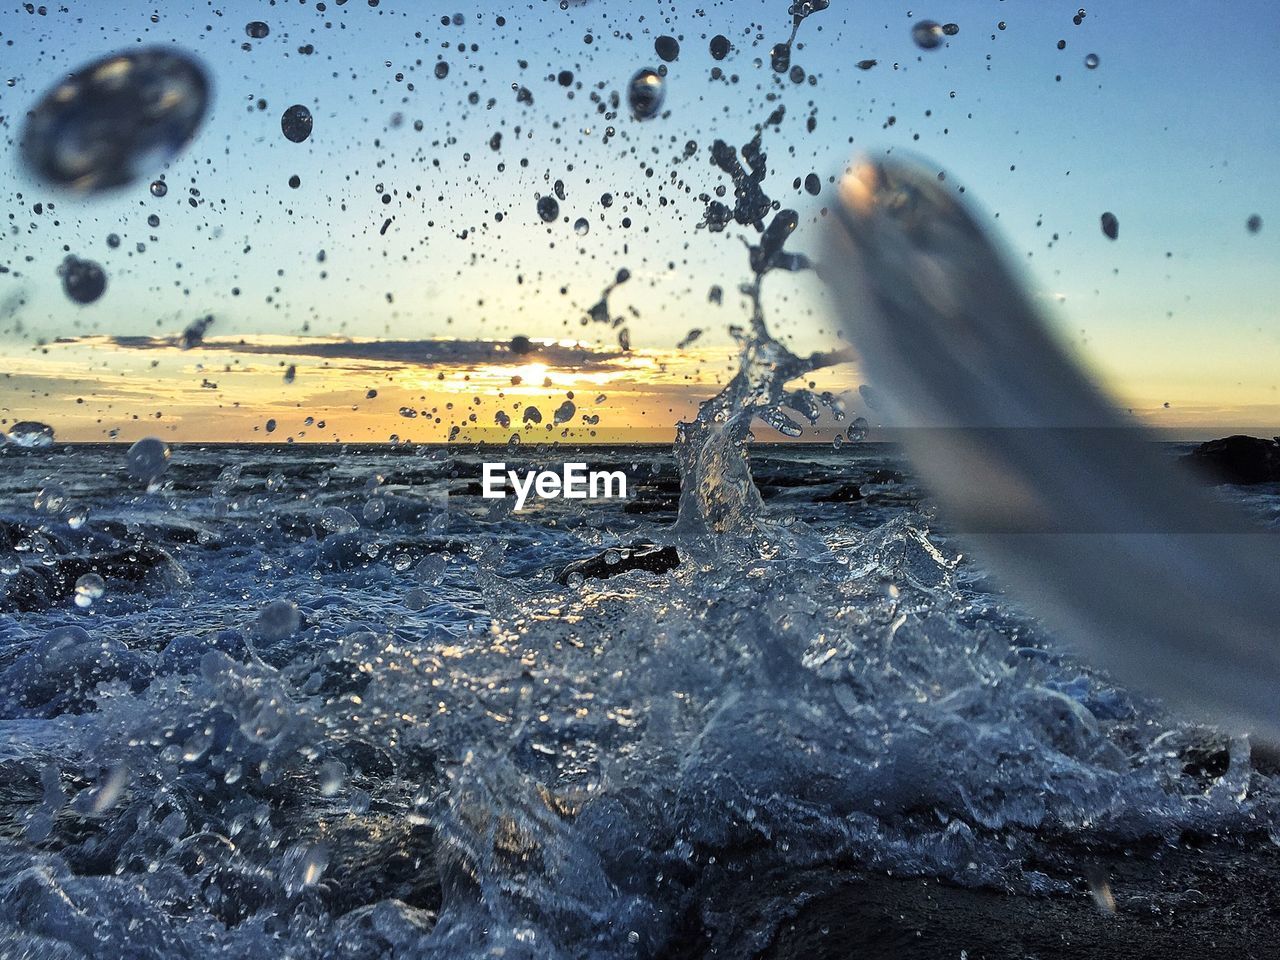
[1084, 52, 1100, 69]
[537, 195, 560, 223]
[554, 400, 576, 424]
[34, 484, 68, 515]
[434, 61, 450, 80]
[20, 48, 210, 192]
[709, 35, 731, 61]
[126, 437, 171, 480]
[74, 572, 105, 607]
[281, 843, 329, 895]
[415, 554, 447, 586]
[319, 506, 359, 534]
[655, 35, 680, 63]
[245, 21, 270, 40]
[6, 422, 55, 448]
[1247, 214, 1263, 234]
[149, 179, 167, 197]
[911, 20, 945, 50]
[846, 417, 870, 443]
[318, 761, 345, 797]
[281, 104, 313, 143]
[257, 599, 301, 641]
[573, 217, 590, 236]
[58, 256, 107, 304]
[627, 69, 665, 120]
[1100, 211, 1119, 240]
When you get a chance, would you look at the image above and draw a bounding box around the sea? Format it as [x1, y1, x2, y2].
[1, 441, 1278, 958]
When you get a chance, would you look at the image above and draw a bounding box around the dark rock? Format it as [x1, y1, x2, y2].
[817, 483, 864, 503]
[556, 542, 680, 584]
[1182, 435, 1280, 485]
[624, 498, 679, 515]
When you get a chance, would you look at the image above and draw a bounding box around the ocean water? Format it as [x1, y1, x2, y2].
[2, 442, 1278, 958]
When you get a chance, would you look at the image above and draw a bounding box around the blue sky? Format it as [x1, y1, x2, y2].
[0, 0, 1277, 439]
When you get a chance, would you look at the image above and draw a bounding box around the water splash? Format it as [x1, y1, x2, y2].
[674, 209, 851, 551]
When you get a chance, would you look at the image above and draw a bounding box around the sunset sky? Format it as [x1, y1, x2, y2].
[1, 0, 1276, 442]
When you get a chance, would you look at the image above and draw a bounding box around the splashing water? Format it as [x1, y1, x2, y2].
[2, 2, 1278, 958]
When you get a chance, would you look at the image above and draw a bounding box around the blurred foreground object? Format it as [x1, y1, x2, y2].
[20, 48, 210, 193]
[824, 156, 1280, 738]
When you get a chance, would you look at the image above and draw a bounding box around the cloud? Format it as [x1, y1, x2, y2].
[84, 335, 630, 371]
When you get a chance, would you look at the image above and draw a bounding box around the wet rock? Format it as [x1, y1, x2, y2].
[556, 542, 680, 584]
[0, 545, 190, 613]
[817, 482, 863, 503]
[623, 498, 679, 515]
[1182, 435, 1280, 485]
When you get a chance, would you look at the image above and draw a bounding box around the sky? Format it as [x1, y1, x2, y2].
[0, 0, 1277, 442]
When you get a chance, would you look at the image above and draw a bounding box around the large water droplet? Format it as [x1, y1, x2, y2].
[1084, 52, 1100, 69]
[74, 573, 106, 608]
[280, 843, 329, 895]
[537, 195, 560, 223]
[245, 21, 270, 40]
[911, 20, 946, 50]
[21, 48, 210, 192]
[281, 104, 313, 143]
[627, 69, 665, 120]
[126, 437, 171, 480]
[5, 422, 55, 448]
[58, 256, 107, 304]
[34, 484, 68, 515]
[257, 599, 301, 641]
[1100, 211, 1119, 240]
[655, 36, 680, 63]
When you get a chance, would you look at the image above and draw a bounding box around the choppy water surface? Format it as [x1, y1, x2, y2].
[1, 442, 1278, 958]
[2, 0, 1278, 956]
